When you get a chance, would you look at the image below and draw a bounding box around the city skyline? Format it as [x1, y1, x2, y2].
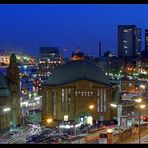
[0, 4, 148, 56]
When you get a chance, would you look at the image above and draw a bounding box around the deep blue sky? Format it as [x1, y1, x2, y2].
[0, 4, 148, 57]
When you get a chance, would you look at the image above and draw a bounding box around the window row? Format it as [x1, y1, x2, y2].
[75, 91, 94, 97]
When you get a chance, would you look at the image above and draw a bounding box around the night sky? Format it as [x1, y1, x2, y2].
[0, 4, 148, 57]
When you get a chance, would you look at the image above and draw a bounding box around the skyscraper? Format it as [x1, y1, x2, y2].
[38, 47, 63, 82]
[145, 29, 148, 50]
[118, 25, 141, 58]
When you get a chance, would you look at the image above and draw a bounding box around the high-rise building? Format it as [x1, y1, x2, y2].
[145, 29, 148, 50]
[118, 25, 141, 58]
[38, 47, 63, 82]
[134, 28, 141, 55]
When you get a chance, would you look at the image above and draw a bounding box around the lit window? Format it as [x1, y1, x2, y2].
[75, 91, 78, 96]
[104, 90, 106, 112]
[129, 83, 133, 87]
[100, 89, 103, 112]
[90, 91, 93, 96]
[124, 30, 128, 32]
[97, 89, 100, 112]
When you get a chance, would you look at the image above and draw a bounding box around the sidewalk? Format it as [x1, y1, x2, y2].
[121, 127, 148, 144]
[128, 135, 148, 144]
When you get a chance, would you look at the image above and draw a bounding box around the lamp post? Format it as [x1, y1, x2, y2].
[46, 118, 53, 127]
[135, 98, 146, 144]
[89, 105, 94, 125]
[138, 104, 146, 144]
[110, 103, 121, 143]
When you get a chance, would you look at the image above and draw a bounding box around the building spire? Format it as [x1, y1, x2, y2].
[6, 53, 20, 84]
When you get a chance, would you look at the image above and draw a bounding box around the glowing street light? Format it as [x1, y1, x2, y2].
[140, 104, 146, 109]
[89, 105, 94, 110]
[107, 128, 113, 134]
[110, 104, 117, 108]
[138, 104, 146, 144]
[139, 85, 145, 90]
[3, 108, 11, 112]
[135, 98, 142, 103]
[47, 118, 53, 124]
[135, 98, 146, 144]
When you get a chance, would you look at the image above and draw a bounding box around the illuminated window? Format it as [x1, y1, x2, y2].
[100, 89, 103, 112]
[61, 89, 71, 112]
[97, 89, 100, 112]
[62, 89, 64, 112]
[75, 91, 78, 96]
[90, 91, 93, 96]
[124, 30, 128, 33]
[68, 97, 71, 112]
[104, 90, 106, 112]
[53, 91, 57, 117]
[45, 90, 48, 110]
[129, 83, 133, 87]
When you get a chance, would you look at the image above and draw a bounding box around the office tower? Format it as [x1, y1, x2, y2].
[134, 28, 141, 55]
[38, 47, 63, 82]
[118, 25, 141, 58]
[145, 29, 148, 50]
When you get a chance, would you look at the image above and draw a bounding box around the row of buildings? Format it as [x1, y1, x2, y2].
[118, 25, 148, 58]
[0, 53, 119, 130]
[0, 24, 148, 130]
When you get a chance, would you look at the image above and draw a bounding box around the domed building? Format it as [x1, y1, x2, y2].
[41, 60, 117, 126]
[0, 53, 20, 130]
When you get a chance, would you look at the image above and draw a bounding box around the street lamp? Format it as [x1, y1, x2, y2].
[135, 98, 146, 144]
[110, 103, 119, 123]
[110, 104, 117, 108]
[110, 103, 122, 143]
[135, 98, 142, 103]
[89, 105, 94, 110]
[89, 105, 94, 125]
[47, 118, 53, 124]
[138, 104, 146, 144]
[3, 107, 11, 112]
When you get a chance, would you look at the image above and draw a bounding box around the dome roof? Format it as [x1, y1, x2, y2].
[44, 60, 111, 86]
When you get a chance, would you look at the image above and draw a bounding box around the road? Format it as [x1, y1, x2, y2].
[0, 124, 42, 144]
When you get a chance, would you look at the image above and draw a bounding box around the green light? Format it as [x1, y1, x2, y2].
[34, 93, 37, 97]
[29, 93, 32, 98]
